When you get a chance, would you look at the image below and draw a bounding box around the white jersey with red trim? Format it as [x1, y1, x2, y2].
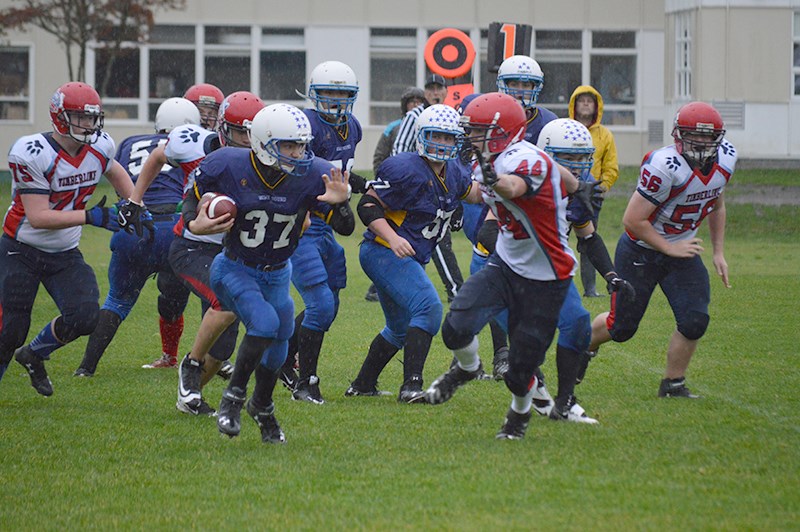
[631, 138, 737, 249]
[4, 131, 115, 252]
[480, 140, 576, 281]
[163, 123, 223, 245]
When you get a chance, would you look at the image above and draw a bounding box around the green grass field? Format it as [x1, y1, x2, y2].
[0, 169, 798, 529]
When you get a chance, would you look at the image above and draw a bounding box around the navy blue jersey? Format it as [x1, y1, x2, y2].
[303, 109, 362, 237]
[116, 133, 184, 205]
[194, 147, 327, 266]
[366, 152, 473, 265]
[523, 105, 559, 145]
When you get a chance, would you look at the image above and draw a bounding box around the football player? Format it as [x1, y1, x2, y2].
[585, 102, 735, 399]
[424, 93, 577, 439]
[347, 104, 482, 403]
[74, 97, 200, 377]
[184, 83, 225, 131]
[191, 103, 349, 443]
[1, 82, 136, 395]
[276, 61, 361, 404]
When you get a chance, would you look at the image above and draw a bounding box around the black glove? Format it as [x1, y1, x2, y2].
[85, 196, 120, 232]
[348, 171, 368, 195]
[473, 149, 498, 188]
[573, 177, 602, 216]
[117, 199, 155, 238]
[605, 272, 636, 302]
[449, 202, 464, 232]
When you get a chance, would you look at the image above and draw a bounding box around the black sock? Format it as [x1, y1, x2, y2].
[229, 335, 272, 392]
[489, 319, 508, 353]
[78, 310, 123, 373]
[251, 364, 279, 409]
[555, 345, 581, 400]
[286, 310, 305, 364]
[354, 334, 399, 387]
[297, 326, 325, 380]
[402, 327, 433, 382]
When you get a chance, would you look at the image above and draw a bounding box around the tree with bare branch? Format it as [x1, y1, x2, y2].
[0, 0, 185, 93]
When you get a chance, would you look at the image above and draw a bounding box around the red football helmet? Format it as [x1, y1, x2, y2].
[184, 83, 224, 130]
[459, 92, 527, 155]
[217, 91, 265, 147]
[49, 82, 104, 144]
[671, 101, 725, 170]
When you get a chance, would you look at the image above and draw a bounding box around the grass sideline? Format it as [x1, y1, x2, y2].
[0, 169, 798, 529]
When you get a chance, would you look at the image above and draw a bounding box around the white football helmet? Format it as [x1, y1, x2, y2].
[415, 104, 464, 161]
[249, 104, 314, 176]
[496, 55, 544, 109]
[307, 60, 359, 125]
[155, 97, 201, 133]
[537, 118, 595, 175]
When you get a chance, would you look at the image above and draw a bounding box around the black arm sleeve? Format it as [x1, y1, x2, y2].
[181, 192, 200, 227]
[329, 200, 356, 236]
[476, 218, 499, 254]
[357, 193, 385, 227]
[348, 171, 368, 195]
[576, 231, 615, 278]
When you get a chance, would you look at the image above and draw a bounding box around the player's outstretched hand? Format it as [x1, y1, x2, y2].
[117, 199, 154, 238]
[573, 177, 602, 215]
[85, 196, 121, 232]
[318, 167, 349, 204]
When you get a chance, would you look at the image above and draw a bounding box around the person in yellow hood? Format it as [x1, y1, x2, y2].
[569, 85, 619, 297]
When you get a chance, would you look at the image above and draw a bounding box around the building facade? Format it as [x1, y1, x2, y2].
[1, 0, 798, 171]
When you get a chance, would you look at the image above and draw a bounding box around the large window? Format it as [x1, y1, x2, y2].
[0, 46, 31, 121]
[676, 12, 693, 100]
[794, 12, 800, 96]
[90, 25, 306, 123]
[534, 30, 636, 126]
[369, 28, 417, 125]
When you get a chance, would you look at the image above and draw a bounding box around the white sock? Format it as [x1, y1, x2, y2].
[453, 337, 480, 372]
[511, 387, 535, 414]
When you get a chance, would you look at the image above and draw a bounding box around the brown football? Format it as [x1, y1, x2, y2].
[201, 192, 237, 219]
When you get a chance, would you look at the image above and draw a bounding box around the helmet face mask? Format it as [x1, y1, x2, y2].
[537, 118, 595, 177]
[497, 55, 544, 109]
[217, 91, 265, 148]
[249, 104, 315, 176]
[671, 102, 725, 170]
[416, 104, 464, 162]
[308, 61, 359, 125]
[459, 92, 527, 156]
[50, 82, 104, 145]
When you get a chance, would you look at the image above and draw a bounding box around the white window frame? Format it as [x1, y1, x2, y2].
[0, 43, 34, 124]
[675, 11, 693, 101]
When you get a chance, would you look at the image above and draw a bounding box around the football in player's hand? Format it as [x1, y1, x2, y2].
[201, 192, 237, 219]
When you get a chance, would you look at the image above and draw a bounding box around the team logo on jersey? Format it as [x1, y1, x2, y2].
[26, 139, 45, 156]
[666, 155, 683, 172]
[179, 130, 201, 144]
[720, 141, 735, 157]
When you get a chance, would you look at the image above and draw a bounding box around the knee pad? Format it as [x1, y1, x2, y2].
[260, 339, 288, 371]
[557, 307, 591, 353]
[678, 310, 709, 341]
[441, 316, 474, 351]
[408, 295, 443, 337]
[59, 302, 100, 341]
[610, 324, 637, 343]
[300, 284, 336, 332]
[157, 294, 186, 323]
[101, 293, 135, 321]
[209, 321, 240, 361]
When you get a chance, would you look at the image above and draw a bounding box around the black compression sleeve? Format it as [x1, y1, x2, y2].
[329, 200, 356, 236]
[576, 231, 615, 278]
[357, 193, 385, 227]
